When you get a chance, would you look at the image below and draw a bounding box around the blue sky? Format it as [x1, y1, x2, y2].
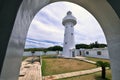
[25, 2, 107, 48]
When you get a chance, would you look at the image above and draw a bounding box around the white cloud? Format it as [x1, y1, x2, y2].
[25, 2, 107, 48]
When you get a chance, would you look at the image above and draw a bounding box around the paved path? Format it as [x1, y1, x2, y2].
[43, 67, 101, 80]
[43, 57, 100, 80]
[74, 56, 96, 64]
[18, 57, 42, 80]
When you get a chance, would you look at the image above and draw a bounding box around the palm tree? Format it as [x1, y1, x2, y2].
[96, 61, 110, 79]
[31, 50, 35, 63]
[43, 49, 47, 55]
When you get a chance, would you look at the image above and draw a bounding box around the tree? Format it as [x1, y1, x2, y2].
[99, 44, 107, 48]
[89, 41, 107, 49]
[31, 50, 35, 53]
[31, 50, 35, 63]
[47, 46, 63, 51]
[94, 41, 99, 48]
[96, 61, 110, 79]
[43, 49, 47, 55]
[75, 44, 90, 49]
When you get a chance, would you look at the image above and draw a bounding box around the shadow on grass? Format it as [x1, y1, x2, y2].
[94, 76, 111, 80]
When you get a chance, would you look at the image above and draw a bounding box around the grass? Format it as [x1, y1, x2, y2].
[58, 70, 112, 80]
[42, 58, 46, 75]
[58, 57, 112, 80]
[86, 57, 110, 63]
[42, 55, 96, 76]
[22, 56, 28, 61]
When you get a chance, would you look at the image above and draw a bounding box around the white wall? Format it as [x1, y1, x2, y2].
[23, 51, 62, 56]
[23, 51, 43, 56]
[23, 49, 109, 59]
[84, 48, 109, 59]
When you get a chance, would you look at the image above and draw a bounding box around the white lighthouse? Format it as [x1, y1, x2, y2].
[62, 11, 77, 58]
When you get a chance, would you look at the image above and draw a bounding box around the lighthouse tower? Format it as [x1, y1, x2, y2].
[62, 11, 77, 58]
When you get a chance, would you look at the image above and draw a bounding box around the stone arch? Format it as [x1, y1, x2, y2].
[0, 0, 120, 80]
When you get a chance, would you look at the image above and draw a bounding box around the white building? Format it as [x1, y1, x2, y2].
[75, 47, 109, 59]
[23, 47, 109, 59]
[62, 11, 77, 58]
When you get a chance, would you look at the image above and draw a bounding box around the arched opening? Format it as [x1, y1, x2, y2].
[0, 0, 120, 80]
[19, 1, 111, 80]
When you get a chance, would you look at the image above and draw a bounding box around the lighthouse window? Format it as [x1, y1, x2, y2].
[65, 42, 67, 44]
[71, 33, 73, 35]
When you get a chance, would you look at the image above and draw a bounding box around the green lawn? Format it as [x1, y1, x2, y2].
[22, 56, 28, 61]
[58, 70, 112, 80]
[86, 57, 110, 63]
[58, 57, 111, 80]
[42, 55, 96, 76]
[42, 55, 112, 80]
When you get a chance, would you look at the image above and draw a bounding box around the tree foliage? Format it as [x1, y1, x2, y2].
[76, 41, 107, 49]
[96, 61, 110, 79]
[24, 41, 107, 51]
[24, 48, 46, 51]
[24, 46, 63, 52]
[96, 61, 110, 68]
[47, 46, 63, 51]
[76, 44, 90, 49]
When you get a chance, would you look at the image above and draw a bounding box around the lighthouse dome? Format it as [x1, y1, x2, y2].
[62, 11, 77, 26]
